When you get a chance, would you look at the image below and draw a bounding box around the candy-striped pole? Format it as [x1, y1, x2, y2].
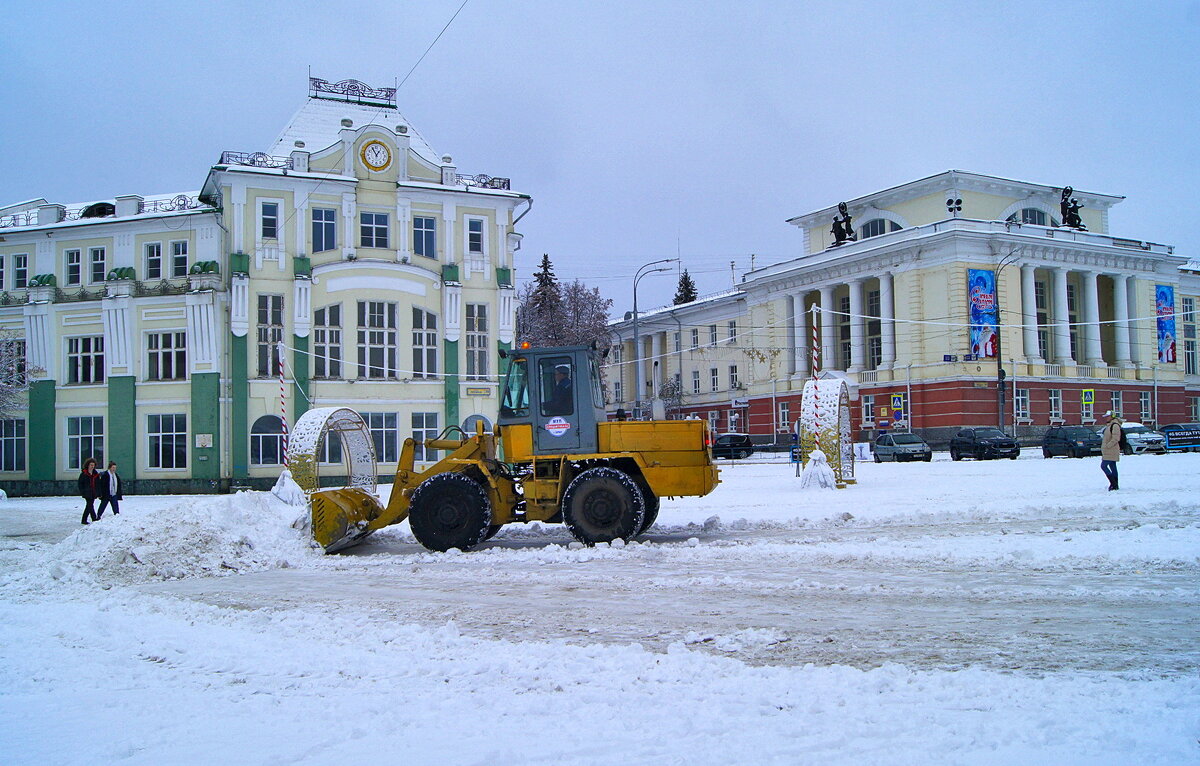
[278, 340, 289, 468]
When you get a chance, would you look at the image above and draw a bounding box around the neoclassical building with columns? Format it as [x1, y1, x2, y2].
[608, 171, 1199, 444]
[0, 77, 528, 494]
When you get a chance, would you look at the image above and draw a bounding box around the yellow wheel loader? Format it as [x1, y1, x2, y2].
[305, 344, 720, 553]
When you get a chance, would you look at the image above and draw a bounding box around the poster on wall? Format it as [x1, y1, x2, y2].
[968, 269, 998, 358]
[1156, 284, 1177, 363]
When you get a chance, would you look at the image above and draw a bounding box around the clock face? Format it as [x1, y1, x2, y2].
[360, 140, 392, 171]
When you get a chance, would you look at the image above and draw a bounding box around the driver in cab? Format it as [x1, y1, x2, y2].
[547, 364, 573, 416]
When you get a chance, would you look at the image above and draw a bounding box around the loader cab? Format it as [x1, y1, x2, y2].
[499, 345, 605, 456]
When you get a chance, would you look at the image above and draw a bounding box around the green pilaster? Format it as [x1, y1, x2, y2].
[444, 339, 459, 429]
[27, 380, 56, 481]
[107, 376, 136, 475]
[232, 333, 249, 480]
[190, 372, 221, 480]
[292, 335, 310, 421]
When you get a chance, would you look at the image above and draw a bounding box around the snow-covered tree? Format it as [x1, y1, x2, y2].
[516, 255, 612, 349]
[657, 375, 684, 418]
[673, 269, 698, 305]
[0, 332, 33, 419]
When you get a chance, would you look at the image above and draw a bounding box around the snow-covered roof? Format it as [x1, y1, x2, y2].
[269, 97, 440, 165]
[611, 287, 745, 326]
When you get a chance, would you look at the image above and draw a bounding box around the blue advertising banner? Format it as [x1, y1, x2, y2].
[968, 269, 998, 359]
[1156, 285, 1176, 363]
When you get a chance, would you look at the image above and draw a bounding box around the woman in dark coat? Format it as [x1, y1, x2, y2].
[96, 460, 123, 519]
[78, 458, 102, 524]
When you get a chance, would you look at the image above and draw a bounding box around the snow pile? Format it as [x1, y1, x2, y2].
[270, 469, 307, 508]
[5, 491, 321, 594]
[798, 448, 837, 489]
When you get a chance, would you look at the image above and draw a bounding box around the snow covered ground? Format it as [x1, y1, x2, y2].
[2, 450, 1198, 764]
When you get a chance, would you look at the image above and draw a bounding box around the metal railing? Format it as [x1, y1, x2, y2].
[219, 151, 295, 170]
[456, 173, 511, 190]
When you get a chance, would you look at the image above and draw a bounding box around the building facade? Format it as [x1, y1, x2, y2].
[0, 77, 529, 494]
[609, 171, 1199, 445]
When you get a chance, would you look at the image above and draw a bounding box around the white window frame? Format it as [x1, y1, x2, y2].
[250, 415, 285, 466]
[707, 410, 719, 431]
[691, 369, 701, 394]
[1110, 391, 1122, 418]
[66, 335, 105, 385]
[413, 216, 437, 258]
[465, 216, 487, 255]
[728, 321, 737, 344]
[709, 367, 719, 392]
[778, 401, 790, 431]
[1014, 388, 1030, 420]
[0, 418, 26, 472]
[360, 211, 390, 249]
[64, 249, 82, 286]
[258, 199, 282, 242]
[1081, 398, 1094, 422]
[412, 412, 439, 462]
[146, 330, 187, 381]
[147, 413, 188, 470]
[144, 241, 163, 280]
[314, 304, 343, 379]
[0, 255, 5, 289]
[673, 332, 681, 352]
[14, 253, 29, 289]
[690, 328, 699, 349]
[412, 307, 438, 379]
[1139, 391, 1152, 422]
[1189, 396, 1200, 422]
[66, 415, 104, 470]
[89, 247, 106, 284]
[466, 303, 489, 381]
[312, 207, 337, 253]
[709, 325, 718, 345]
[729, 365, 739, 389]
[357, 300, 398, 380]
[170, 240, 189, 278]
[257, 294, 285, 378]
[1048, 389, 1063, 420]
[862, 394, 876, 425]
[365, 412, 399, 464]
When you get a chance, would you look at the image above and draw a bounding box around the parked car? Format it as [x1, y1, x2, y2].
[1117, 421, 1167, 455]
[1042, 425, 1102, 458]
[949, 427, 1020, 460]
[712, 433, 755, 459]
[1160, 423, 1200, 452]
[873, 432, 932, 462]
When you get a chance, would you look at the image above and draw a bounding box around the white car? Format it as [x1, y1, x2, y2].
[1119, 421, 1167, 455]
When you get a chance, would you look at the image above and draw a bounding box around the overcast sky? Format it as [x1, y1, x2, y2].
[3, 1, 1198, 312]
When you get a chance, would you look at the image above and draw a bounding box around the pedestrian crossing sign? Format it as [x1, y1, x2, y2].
[1082, 389, 1094, 404]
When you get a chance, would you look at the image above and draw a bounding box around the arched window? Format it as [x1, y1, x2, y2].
[1006, 207, 1058, 227]
[80, 202, 116, 219]
[859, 219, 902, 239]
[251, 415, 285, 465]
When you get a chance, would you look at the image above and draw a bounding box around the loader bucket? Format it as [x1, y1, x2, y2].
[310, 486, 386, 553]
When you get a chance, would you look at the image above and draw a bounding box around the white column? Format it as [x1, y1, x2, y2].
[880, 273, 896, 369]
[1053, 267, 1073, 364]
[1112, 274, 1132, 366]
[1021, 264, 1041, 363]
[820, 285, 837, 371]
[792, 293, 809, 376]
[1126, 276, 1141, 366]
[848, 279, 865, 372]
[651, 331, 665, 394]
[1082, 270, 1103, 365]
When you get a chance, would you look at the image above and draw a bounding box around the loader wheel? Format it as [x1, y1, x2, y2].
[561, 467, 645, 545]
[483, 524, 502, 541]
[637, 486, 660, 535]
[408, 473, 493, 552]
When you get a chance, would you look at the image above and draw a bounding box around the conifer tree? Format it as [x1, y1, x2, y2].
[673, 269, 698, 305]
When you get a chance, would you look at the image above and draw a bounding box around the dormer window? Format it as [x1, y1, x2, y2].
[80, 202, 115, 219]
[859, 219, 902, 239]
[1006, 208, 1058, 227]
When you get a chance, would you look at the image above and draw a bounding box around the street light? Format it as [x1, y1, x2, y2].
[632, 258, 678, 419]
[994, 249, 1023, 432]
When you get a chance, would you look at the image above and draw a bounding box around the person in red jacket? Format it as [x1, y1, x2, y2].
[78, 458, 102, 525]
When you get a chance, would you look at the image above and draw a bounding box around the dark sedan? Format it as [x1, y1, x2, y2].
[949, 427, 1020, 461]
[1042, 425, 1102, 458]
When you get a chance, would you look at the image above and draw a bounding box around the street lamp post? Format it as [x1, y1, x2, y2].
[995, 250, 1023, 432]
[632, 258, 678, 419]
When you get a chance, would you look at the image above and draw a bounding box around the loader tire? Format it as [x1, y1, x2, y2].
[408, 473, 493, 552]
[636, 486, 660, 535]
[562, 467, 645, 546]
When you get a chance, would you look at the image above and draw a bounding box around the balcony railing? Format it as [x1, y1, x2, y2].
[456, 173, 511, 190]
[219, 151, 294, 170]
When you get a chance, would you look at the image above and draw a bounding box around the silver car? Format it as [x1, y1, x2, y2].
[1120, 422, 1167, 455]
[873, 432, 933, 462]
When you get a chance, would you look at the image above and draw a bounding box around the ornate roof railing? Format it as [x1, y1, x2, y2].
[219, 151, 295, 170]
[0, 195, 206, 228]
[309, 77, 396, 106]
[456, 173, 511, 191]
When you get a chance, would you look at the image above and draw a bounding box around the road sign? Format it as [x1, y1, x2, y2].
[944, 354, 959, 362]
[790, 446, 802, 463]
[878, 419, 891, 429]
[1082, 389, 1095, 404]
[877, 405, 890, 420]
[890, 393, 906, 413]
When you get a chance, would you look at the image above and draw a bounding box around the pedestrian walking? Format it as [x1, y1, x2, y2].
[1100, 410, 1123, 491]
[78, 458, 102, 524]
[95, 461, 123, 519]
